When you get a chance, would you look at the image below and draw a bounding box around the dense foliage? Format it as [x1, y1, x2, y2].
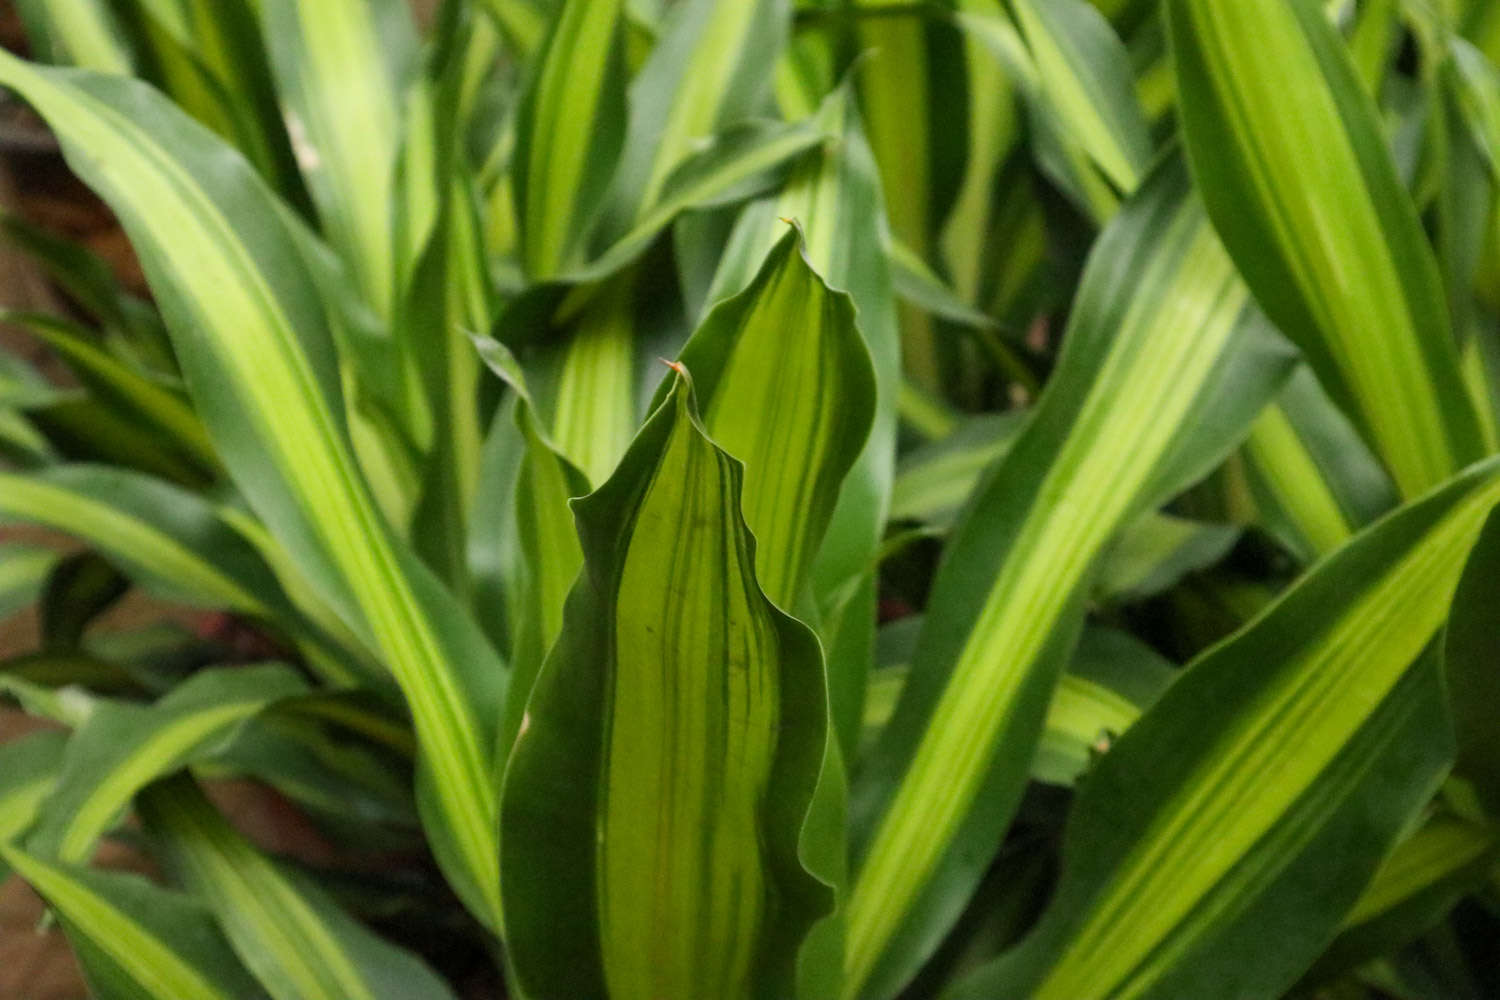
[2, 0, 1500, 997]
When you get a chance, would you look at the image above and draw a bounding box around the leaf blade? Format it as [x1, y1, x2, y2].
[1170, 0, 1486, 497]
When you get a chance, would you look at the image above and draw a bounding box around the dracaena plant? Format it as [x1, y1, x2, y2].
[3, 0, 1500, 997]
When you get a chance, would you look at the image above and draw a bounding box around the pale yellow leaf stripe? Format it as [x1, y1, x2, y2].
[1181, 0, 1465, 496]
[524, 0, 623, 275]
[282, 0, 401, 317]
[1243, 404, 1353, 555]
[0, 846, 229, 1000]
[143, 786, 374, 1000]
[0, 54, 499, 921]
[57, 701, 269, 863]
[1031, 477, 1500, 999]
[1344, 818, 1495, 927]
[551, 278, 636, 485]
[598, 393, 782, 1000]
[0, 472, 267, 616]
[638, 1, 761, 209]
[843, 214, 1247, 996]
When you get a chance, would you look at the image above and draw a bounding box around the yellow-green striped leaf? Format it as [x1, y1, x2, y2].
[0, 53, 507, 929]
[0, 465, 375, 687]
[139, 776, 455, 1000]
[14, 0, 134, 73]
[704, 87, 902, 752]
[514, 0, 627, 277]
[602, 0, 790, 229]
[0, 310, 218, 480]
[26, 665, 307, 863]
[950, 455, 1500, 1000]
[865, 624, 1175, 789]
[1170, 0, 1486, 498]
[0, 844, 259, 1000]
[958, 0, 1148, 223]
[0, 730, 67, 844]
[1296, 816, 1500, 990]
[842, 160, 1295, 1000]
[1241, 365, 1398, 561]
[671, 227, 875, 609]
[1006, 0, 1152, 195]
[261, 0, 416, 319]
[472, 336, 587, 760]
[500, 372, 834, 1000]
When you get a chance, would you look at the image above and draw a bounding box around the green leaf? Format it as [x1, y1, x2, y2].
[1005, 0, 1153, 194]
[950, 455, 1500, 1000]
[0, 541, 58, 623]
[138, 775, 456, 1000]
[132, 0, 310, 210]
[583, 116, 829, 281]
[842, 160, 1294, 1000]
[602, 0, 791, 230]
[885, 239, 1005, 345]
[0, 53, 507, 928]
[1297, 816, 1500, 990]
[0, 730, 68, 843]
[26, 664, 308, 863]
[479, 0, 553, 60]
[510, 271, 643, 485]
[865, 623, 1175, 789]
[500, 372, 834, 1000]
[1241, 365, 1399, 560]
[0, 310, 218, 479]
[1170, 0, 1486, 498]
[1444, 501, 1500, 810]
[1030, 628, 1176, 788]
[0, 844, 259, 1000]
[472, 336, 587, 761]
[958, 0, 1148, 223]
[706, 87, 902, 754]
[39, 551, 128, 648]
[513, 0, 628, 277]
[0, 213, 171, 366]
[0, 464, 375, 687]
[14, 0, 134, 73]
[203, 708, 418, 840]
[940, 0, 1023, 311]
[889, 412, 1026, 528]
[669, 226, 876, 609]
[1094, 512, 1239, 603]
[260, 0, 416, 318]
[24, 392, 215, 488]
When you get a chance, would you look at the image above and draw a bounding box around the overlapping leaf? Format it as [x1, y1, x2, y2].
[843, 160, 1294, 1000]
[0, 844, 260, 1000]
[1170, 0, 1486, 498]
[140, 775, 455, 1000]
[950, 455, 1500, 1000]
[0, 53, 507, 928]
[500, 373, 834, 1000]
